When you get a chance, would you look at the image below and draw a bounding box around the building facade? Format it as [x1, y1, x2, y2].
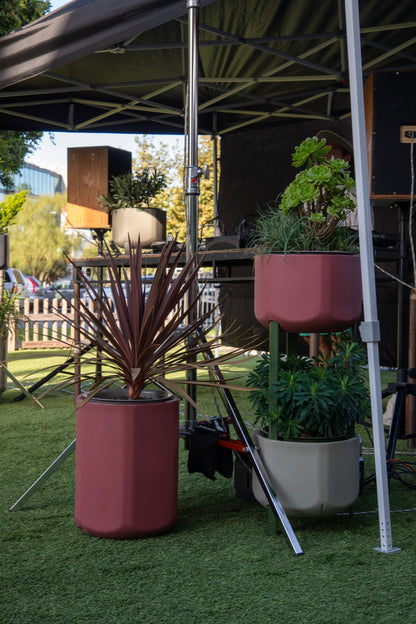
[0, 162, 65, 200]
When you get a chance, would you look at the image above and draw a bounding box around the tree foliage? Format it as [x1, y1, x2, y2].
[0, 1, 50, 35]
[0, 191, 28, 232]
[0, 0, 51, 187]
[9, 194, 82, 282]
[0, 133, 45, 188]
[133, 135, 219, 242]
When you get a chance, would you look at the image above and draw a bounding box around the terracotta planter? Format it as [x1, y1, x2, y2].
[254, 252, 362, 333]
[75, 389, 179, 538]
[252, 430, 361, 517]
[111, 207, 166, 251]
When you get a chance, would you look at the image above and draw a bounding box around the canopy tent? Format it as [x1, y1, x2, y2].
[0, 0, 410, 554]
[0, 0, 415, 134]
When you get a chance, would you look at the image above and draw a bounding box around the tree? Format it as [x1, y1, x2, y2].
[0, 1, 51, 187]
[9, 194, 82, 282]
[133, 134, 219, 242]
[0, 1, 50, 34]
[0, 191, 28, 232]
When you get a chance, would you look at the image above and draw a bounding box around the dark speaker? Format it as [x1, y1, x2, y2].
[365, 71, 416, 199]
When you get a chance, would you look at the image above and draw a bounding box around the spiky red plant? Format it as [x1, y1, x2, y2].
[57, 238, 246, 403]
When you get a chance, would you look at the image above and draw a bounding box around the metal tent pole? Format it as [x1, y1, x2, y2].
[185, 0, 200, 424]
[186, 0, 200, 260]
[344, 0, 400, 553]
[10, 440, 76, 511]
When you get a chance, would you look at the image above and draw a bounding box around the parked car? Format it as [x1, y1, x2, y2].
[24, 275, 45, 300]
[45, 277, 76, 303]
[45, 277, 89, 306]
[4, 268, 28, 297]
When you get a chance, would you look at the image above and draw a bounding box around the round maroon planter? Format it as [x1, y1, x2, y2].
[254, 253, 362, 333]
[75, 391, 179, 538]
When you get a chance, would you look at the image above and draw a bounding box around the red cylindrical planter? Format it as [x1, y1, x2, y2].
[254, 253, 362, 333]
[75, 392, 179, 538]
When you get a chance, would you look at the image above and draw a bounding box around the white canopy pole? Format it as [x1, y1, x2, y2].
[344, 0, 400, 553]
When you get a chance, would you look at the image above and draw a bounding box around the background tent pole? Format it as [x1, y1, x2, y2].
[344, 0, 400, 553]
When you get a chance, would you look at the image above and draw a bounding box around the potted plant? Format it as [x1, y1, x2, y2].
[0, 290, 26, 395]
[98, 167, 167, 251]
[253, 136, 362, 333]
[0, 191, 28, 393]
[49, 238, 247, 539]
[247, 337, 370, 516]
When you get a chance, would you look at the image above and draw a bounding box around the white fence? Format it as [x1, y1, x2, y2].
[8, 287, 220, 351]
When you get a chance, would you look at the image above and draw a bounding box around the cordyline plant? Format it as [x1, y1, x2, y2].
[46, 238, 249, 406]
[253, 136, 357, 253]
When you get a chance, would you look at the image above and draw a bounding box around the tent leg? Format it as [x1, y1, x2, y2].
[344, 0, 400, 553]
[9, 439, 76, 511]
[196, 328, 303, 556]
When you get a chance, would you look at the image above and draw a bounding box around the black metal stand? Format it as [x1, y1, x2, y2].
[196, 328, 303, 555]
[385, 381, 416, 465]
[379, 204, 415, 460]
[12, 344, 92, 403]
[372, 204, 416, 473]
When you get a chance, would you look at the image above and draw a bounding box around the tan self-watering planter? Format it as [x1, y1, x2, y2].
[252, 430, 361, 517]
[75, 390, 179, 538]
[111, 207, 166, 250]
[254, 252, 362, 333]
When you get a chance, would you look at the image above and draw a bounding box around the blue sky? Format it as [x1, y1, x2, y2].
[49, 0, 69, 9]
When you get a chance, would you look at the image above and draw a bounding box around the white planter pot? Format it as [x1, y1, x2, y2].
[112, 207, 166, 251]
[252, 430, 361, 517]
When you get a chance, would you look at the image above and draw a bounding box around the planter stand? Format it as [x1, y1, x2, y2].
[266, 321, 298, 532]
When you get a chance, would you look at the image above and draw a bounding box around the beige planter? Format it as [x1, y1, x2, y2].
[111, 207, 166, 251]
[252, 430, 361, 517]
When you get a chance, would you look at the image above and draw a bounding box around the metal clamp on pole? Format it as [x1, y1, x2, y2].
[186, 165, 201, 196]
[186, 165, 209, 196]
[359, 320, 381, 343]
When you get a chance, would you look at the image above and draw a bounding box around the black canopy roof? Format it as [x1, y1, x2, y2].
[0, 0, 415, 135]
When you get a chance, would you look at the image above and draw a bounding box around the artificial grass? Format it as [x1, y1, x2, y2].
[1, 351, 416, 624]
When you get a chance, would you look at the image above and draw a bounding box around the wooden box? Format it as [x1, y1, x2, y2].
[66, 146, 132, 229]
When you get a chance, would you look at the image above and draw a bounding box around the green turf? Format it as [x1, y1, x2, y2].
[1, 351, 415, 624]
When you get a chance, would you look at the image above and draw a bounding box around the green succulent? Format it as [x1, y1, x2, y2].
[253, 136, 358, 253]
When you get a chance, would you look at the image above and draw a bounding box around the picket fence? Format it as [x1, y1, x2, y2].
[8, 289, 220, 352]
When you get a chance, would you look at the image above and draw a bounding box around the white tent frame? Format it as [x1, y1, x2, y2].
[186, 0, 399, 553]
[344, 0, 399, 553]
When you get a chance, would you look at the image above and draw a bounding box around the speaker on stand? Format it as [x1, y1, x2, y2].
[365, 70, 416, 461]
